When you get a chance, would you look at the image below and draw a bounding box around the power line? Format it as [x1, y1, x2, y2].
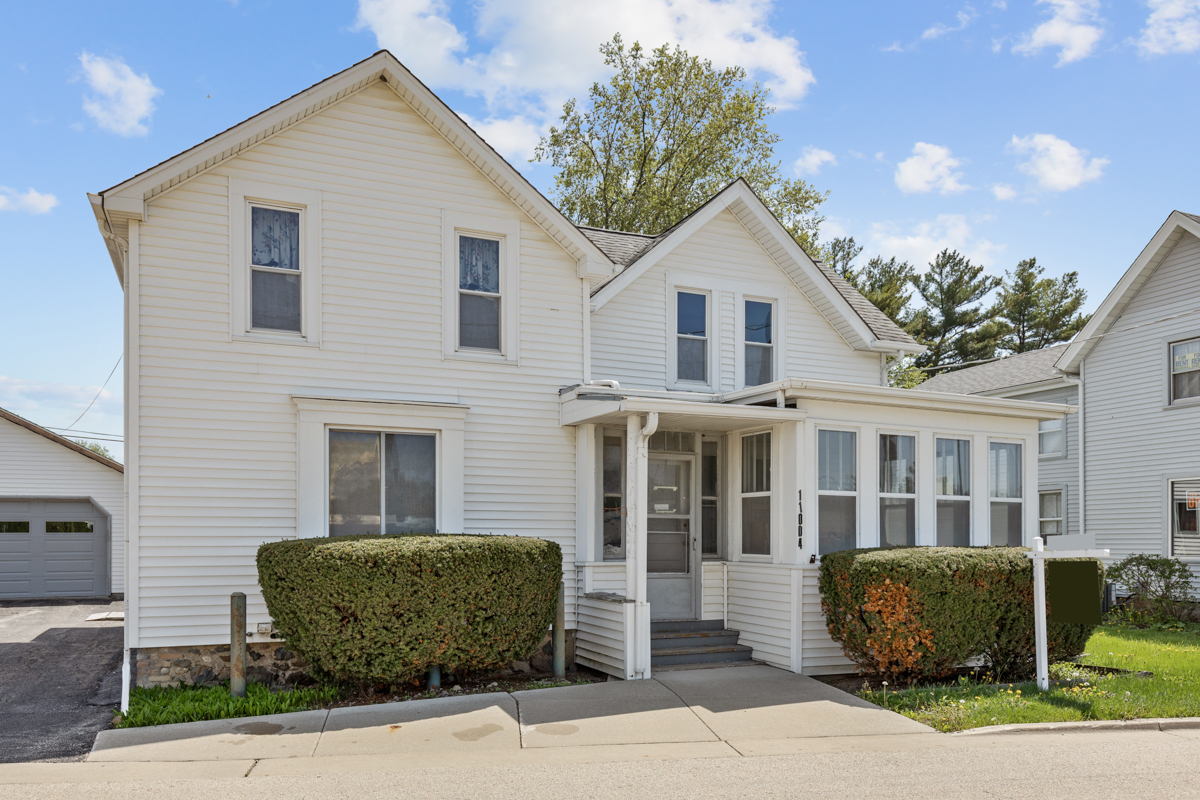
[46, 427, 122, 439]
[63, 355, 122, 432]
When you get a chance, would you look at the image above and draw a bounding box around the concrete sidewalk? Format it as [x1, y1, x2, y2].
[73, 665, 934, 768]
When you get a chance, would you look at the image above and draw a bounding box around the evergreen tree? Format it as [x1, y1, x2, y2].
[908, 249, 1002, 372]
[824, 236, 863, 284]
[858, 255, 917, 327]
[995, 258, 1090, 353]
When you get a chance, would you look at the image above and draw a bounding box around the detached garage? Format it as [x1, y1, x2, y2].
[0, 407, 123, 599]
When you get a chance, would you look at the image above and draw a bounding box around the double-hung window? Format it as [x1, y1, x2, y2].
[249, 204, 303, 333]
[744, 300, 774, 387]
[676, 291, 709, 384]
[1038, 418, 1064, 456]
[1039, 491, 1063, 537]
[1171, 479, 1200, 558]
[935, 438, 971, 546]
[740, 432, 771, 556]
[989, 442, 1023, 546]
[328, 430, 436, 536]
[701, 437, 722, 557]
[458, 235, 502, 351]
[1171, 339, 1200, 404]
[817, 429, 857, 554]
[602, 434, 625, 559]
[879, 434, 916, 547]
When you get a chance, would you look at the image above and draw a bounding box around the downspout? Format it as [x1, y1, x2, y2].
[626, 411, 658, 679]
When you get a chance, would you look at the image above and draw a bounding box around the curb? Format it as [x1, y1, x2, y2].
[953, 717, 1200, 736]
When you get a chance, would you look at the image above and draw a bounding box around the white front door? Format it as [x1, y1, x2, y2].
[646, 454, 700, 619]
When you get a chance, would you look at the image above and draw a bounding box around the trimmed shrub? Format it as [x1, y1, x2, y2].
[819, 547, 1101, 684]
[257, 534, 562, 685]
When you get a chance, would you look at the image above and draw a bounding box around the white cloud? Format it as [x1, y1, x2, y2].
[1137, 0, 1200, 55]
[0, 376, 122, 421]
[0, 187, 58, 214]
[794, 146, 837, 176]
[923, 6, 978, 39]
[355, 0, 817, 147]
[882, 41, 906, 52]
[894, 142, 969, 195]
[1012, 0, 1104, 65]
[869, 214, 1003, 269]
[78, 51, 161, 136]
[874, 151, 887, 162]
[460, 113, 543, 161]
[1009, 133, 1108, 191]
[993, 0, 1008, 9]
[991, 183, 1018, 200]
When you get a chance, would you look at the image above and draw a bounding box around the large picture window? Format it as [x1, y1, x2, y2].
[741, 432, 771, 556]
[818, 429, 857, 555]
[935, 438, 971, 547]
[879, 434, 916, 547]
[328, 430, 436, 536]
[676, 291, 709, 384]
[989, 441, 1023, 546]
[744, 300, 774, 387]
[1171, 339, 1200, 403]
[458, 235, 502, 351]
[249, 204, 302, 333]
[1171, 479, 1200, 558]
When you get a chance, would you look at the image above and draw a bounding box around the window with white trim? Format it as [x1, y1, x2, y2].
[1039, 491, 1063, 537]
[1038, 418, 1064, 456]
[701, 436, 722, 557]
[249, 204, 303, 332]
[328, 430, 436, 536]
[457, 235, 502, 351]
[1171, 479, 1200, 558]
[442, 212, 519, 362]
[741, 432, 771, 556]
[1171, 339, 1200, 403]
[602, 433, 625, 560]
[817, 429, 857, 555]
[935, 438, 971, 547]
[989, 441, 1023, 546]
[879, 434, 916, 547]
[744, 299, 774, 387]
[676, 291, 709, 384]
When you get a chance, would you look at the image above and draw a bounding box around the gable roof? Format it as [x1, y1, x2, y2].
[0, 407, 124, 473]
[587, 179, 920, 353]
[1056, 210, 1200, 373]
[89, 50, 614, 286]
[916, 344, 1070, 396]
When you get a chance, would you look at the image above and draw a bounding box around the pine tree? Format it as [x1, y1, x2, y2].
[858, 256, 917, 327]
[995, 258, 1090, 354]
[908, 249, 1002, 372]
[824, 236, 863, 284]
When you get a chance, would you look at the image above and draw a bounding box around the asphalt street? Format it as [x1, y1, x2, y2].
[0, 600, 124, 762]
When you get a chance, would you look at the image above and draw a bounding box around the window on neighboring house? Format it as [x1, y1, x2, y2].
[1039, 491, 1063, 537]
[458, 235, 502, 351]
[676, 291, 708, 384]
[744, 300, 774, 387]
[1171, 339, 1200, 403]
[879, 434, 916, 547]
[935, 438, 971, 547]
[250, 205, 302, 332]
[818, 429, 857, 555]
[989, 442, 1023, 546]
[701, 438, 721, 557]
[741, 432, 771, 556]
[602, 435, 625, 560]
[1039, 418, 1064, 456]
[328, 430, 436, 537]
[1171, 479, 1200, 558]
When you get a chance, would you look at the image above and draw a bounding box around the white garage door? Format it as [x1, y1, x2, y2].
[0, 500, 108, 598]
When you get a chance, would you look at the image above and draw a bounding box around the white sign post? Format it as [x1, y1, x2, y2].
[1026, 536, 1110, 691]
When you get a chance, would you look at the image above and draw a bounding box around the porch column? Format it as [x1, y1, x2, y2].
[625, 412, 657, 679]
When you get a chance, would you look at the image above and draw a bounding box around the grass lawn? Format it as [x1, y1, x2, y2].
[858, 623, 1200, 732]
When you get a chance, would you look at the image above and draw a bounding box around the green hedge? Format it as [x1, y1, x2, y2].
[819, 547, 1101, 684]
[257, 534, 562, 685]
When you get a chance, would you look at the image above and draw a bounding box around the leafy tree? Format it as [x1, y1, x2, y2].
[908, 249, 1003, 372]
[534, 35, 828, 250]
[994, 258, 1089, 354]
[74, 440, 113, 460]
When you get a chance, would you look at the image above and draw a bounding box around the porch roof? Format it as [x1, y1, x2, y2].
[559, 390, 806, 431]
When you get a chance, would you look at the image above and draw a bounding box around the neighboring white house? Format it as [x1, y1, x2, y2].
[920, 211, 1200, 584]
[0, 406, 124, 599]
[88, 50, 1069, 688]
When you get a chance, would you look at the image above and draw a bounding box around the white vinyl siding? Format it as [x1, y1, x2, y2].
[1016, 386, 1079, 536]
[130, 83, 584, 647]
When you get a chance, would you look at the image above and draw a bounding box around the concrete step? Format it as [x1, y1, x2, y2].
[650, 644, 754, 667]
[650, 619, 726, 634]
[651, 629, 741, 650]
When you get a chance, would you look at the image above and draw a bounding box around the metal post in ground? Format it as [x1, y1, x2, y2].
[553, 581, 566, 680]
[428, 665, 441, 689]
[231, 592, 247, 698]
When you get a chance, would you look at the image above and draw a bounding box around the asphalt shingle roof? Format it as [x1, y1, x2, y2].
[577, 227, 658, 267]
[916, 343, 1070, 395]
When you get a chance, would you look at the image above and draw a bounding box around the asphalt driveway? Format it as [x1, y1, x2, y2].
[0, 600, 123, 762]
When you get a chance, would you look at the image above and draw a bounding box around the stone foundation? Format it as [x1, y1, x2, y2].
[134, 629, 577, 687]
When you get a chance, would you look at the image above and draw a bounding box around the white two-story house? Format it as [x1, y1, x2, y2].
[89, 51, 1068, 690]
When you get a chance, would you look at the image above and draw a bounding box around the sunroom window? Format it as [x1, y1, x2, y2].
[935, 438, 971, 547]
[1171, 339, 1200, 403]
[741, 432, 771, 556]
[818, 429, 857, 555]
[676, 291, 708, 384]
[328, 430, 436, 536]
[744, 300, 774, 387]
[250, 205, 302, 332]
[879, 434, 916, 547]
[602, 435, 625, 559]
[458, 235, 502, 351]
[989, 442, 1023, 546]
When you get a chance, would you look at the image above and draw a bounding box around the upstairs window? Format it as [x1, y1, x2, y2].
[1171, 339, 1200, 404]
[250, 205, 302, 332]
[676, 291, 709, 384]
[1038, 418, 1064, 456]
[879, 434, 916, 547]
[458, 235, 501, 351]
[744, 300, 774, 387]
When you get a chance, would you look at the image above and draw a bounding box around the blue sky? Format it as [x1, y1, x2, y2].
[3, 0, 1199, 460]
